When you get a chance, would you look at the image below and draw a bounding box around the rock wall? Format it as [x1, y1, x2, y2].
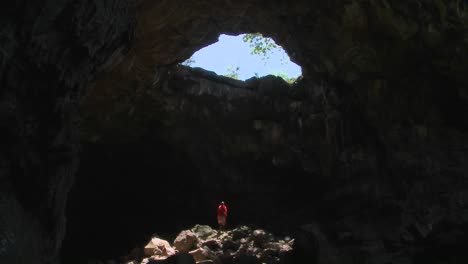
[0, 1, 135, 263]
[78, 60, 468, 263]
[1, 0, 468, 264]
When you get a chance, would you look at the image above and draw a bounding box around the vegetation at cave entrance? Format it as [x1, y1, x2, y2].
[182, 33, 301, 83]
[242, 33, 282, 61]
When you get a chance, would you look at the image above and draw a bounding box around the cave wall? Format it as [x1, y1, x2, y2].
[80, 61, 468, 263]
[79, 1, 468, 262]
[62, 138, 204, 263]
[0, 1, 135, 263]
[1, 0, 468, 264]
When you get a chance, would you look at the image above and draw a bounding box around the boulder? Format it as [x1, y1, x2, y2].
[222, 239, 239, 251]
[144, 237, 176, 258]
[191, 225, 217, 241]
[189, 247, 211, 262]
[201, 239, 222, 250]
[232, 226, 251, 241]
[252, 230, 268, 245]
[174, 230, 199, 253]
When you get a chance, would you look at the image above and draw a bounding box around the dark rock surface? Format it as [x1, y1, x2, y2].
[0, 1, 135, 263]
[1, 1, 468, 264]
[77, 60, 468, 263]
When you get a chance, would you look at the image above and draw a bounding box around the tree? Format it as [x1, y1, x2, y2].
[271, 71, 297, 84]
[242, 33, 280, 60]
[224, 65, 240, 80]
[182, 34, 299, 83]
[242, 33, 288, 65]
[181, 57, 196, 66]
[244, 34, 300, 84]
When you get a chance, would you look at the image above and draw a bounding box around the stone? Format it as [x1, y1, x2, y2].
[252, 230, 268, 245]
[222, 239, 239, 251]
[174, 230, 199, 253]
[200, 239, 221, 251]
[232, 226, 251, 241]
[144, 237, 176, 258]
[196, 260, 214, 264]
[191, 225, 217, 241]
[188, 247, 210, 262]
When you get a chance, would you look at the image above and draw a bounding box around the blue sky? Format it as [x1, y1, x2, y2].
[186, 34, 302, 81]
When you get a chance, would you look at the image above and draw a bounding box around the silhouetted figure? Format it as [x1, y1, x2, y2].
[217, 201, 228, 230]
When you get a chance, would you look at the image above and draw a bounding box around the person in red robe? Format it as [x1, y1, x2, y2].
[217, 201, 228, 230]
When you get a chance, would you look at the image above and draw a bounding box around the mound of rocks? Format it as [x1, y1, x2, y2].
[126, 225, 294, 264]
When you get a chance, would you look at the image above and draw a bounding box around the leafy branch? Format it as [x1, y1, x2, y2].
[224, 65, 240, 80]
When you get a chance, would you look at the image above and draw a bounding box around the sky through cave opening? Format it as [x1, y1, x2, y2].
[183, 34, 302, 83]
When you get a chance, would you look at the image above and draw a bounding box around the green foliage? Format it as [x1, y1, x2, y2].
[242, 33, 281, 61]
[242, 33, 290, 68]
[182, 34, 300, 84]
[224, 65, 240, 80]
[181, 57, 196, 66]
[271, 71, 297, 84]
[243, 33, 299, 83]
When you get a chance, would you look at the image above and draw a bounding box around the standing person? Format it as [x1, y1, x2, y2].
[217, 201, 228, 230]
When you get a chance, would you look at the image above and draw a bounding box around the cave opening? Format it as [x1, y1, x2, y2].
[60, 19, 320, 261]
[181, 33, 302, 83]
[58, 7, 327, 262]
[3, 1, 468, 264]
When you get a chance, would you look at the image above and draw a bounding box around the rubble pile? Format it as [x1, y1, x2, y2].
[125, 225, 294, 264]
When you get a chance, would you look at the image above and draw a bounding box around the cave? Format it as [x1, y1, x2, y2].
[1, 1, 468, 264]
[181, 33, 303, 82]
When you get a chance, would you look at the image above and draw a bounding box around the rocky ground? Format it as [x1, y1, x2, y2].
[100, 225, 294, 264]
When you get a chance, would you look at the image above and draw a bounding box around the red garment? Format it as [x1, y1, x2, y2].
[217, 204, 228, 227]
[217, 204, 228, 217]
